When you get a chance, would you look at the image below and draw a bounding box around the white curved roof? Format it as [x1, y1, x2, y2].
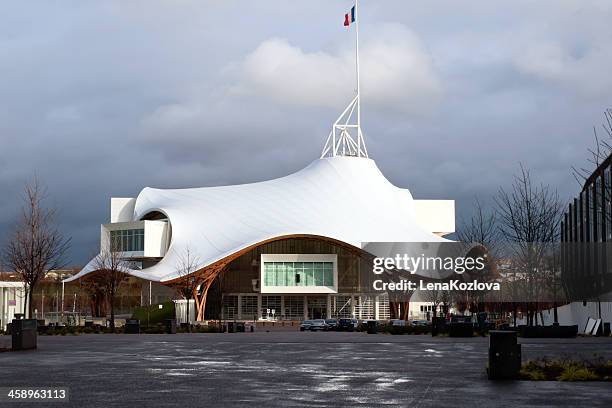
[68, 156, 447, 283]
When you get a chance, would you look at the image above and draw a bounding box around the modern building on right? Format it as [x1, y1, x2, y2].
[559, 154, 612, 325]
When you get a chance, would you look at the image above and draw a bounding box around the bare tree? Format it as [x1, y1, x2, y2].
[495, 164, 563, 326]
[571, 108, 612, 233]
[570, 108, 612, 319]
[457, 197, 500, 253]
[174, 247, 200, 331]
[3, 178, 70, 318]
[572, 108, 612, 187]
[423, 287, 444, 320]
[456, 197, 500, 314]
[92, 235, 131, 331]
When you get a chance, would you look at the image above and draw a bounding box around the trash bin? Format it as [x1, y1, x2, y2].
[488, 330, 521, 380]
[164, 319, 177, 334]
[124, 319, 140, 334]
[12, 319, 38, 351]
[227, 322, 235, 333]
[366, 320, 377, 334]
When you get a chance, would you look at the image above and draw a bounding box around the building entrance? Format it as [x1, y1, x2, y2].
[307, 296, 327, 319]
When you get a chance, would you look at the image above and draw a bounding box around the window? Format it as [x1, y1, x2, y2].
[331, 295, 352, 318]
[109, 229, 144, 252]
[284, 296, 304, 320]
[222, 295, 238, 320]
[602, 167, 612, 241]
[241, 295, 258, 319]
[378, 293, 390, 320]
[261, 296, 281, 319]
[262, 261, 334, 287]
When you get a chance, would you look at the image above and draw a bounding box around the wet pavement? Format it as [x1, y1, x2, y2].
[0, 332, 611, 407]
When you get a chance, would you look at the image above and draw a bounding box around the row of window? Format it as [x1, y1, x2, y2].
[262, 261, 334, 287]
[563, 164, 612, 243]
[109, 229, 145, 252]
[221, 294, 384, 320]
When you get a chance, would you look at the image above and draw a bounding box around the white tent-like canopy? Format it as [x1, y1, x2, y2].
[66, 156, 448, 283]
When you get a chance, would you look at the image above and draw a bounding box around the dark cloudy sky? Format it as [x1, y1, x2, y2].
[1, 1, 611, 266]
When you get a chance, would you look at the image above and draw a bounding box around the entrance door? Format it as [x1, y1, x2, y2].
[307, 296, 327, 319]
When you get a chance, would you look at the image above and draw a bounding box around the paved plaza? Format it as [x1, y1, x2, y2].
[1, 332, 611, 407]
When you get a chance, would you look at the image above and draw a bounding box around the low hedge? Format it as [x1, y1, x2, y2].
[519, 358, 612, 381]
[131, 301, 175, 325]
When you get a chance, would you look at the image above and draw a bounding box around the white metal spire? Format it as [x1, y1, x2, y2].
[321, 0, 368, 159]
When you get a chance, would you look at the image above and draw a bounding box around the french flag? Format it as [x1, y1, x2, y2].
[344, 6, 355, 27]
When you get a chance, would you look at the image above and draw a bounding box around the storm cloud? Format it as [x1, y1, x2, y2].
[1, 0, 611, 265]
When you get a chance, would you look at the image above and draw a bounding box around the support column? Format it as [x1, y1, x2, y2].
[257, 294, 262, 320]
[327, 294, 332, 319]
[351, 294, 356, 318]
[61, 282, 65, 322]
[237, 294, 242, 320]
[280, 296, 285, 320]
[375, 295, 380, 320]
[303, 295, 308, 320]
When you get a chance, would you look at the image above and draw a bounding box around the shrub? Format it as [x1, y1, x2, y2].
[558, 367, 599, 381]
[519, 358, 610, 381]
[131, 301, 175, 325]
[519, 368, 546, 381]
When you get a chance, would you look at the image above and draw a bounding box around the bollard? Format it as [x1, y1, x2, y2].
[366, 320, 377, 334]
[164, 319, 177, 334]
[488, 330, 521, 380]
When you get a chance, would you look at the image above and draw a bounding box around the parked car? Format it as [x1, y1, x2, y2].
[309, 319, 328, 331]
[325, 319, 339, 330]
[411, 320, 430, 327]
[390, 319, 407, 326]
[300, 320, 313, 331]
[338, 318, 358, 331]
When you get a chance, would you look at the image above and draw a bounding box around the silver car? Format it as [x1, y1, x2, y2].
[300, 320, 313, 331]
[308, 319, 328, 331]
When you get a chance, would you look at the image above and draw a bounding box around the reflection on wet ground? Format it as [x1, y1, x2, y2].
[0, 332, 611, 407]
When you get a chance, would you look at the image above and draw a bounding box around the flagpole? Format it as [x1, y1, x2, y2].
[355, 0, 361, 155]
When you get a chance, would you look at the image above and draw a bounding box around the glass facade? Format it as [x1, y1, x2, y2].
[263, 261, 333, 287]
[561, 161, 612, 300]
[222, 295, 238, 319]
[331, 295, 352, 318]
[261, 296, 281, 318]
[110, 229, 144, 252]
[355, 295, 374, 319]
[284, 296, 304, 320]
[241, 295, 258, 320]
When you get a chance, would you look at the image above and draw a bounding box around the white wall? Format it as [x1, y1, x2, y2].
[144, 220, 169, 258]
[413, 200, 455, 236]
[100, 220, 169, 258]
[0, 282, 26, 330]
[535, 300, 612, 331]
[110, 198, 136, 223]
